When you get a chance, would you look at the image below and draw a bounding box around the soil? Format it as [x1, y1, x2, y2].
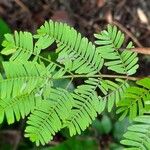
[0, 0, 149, 148]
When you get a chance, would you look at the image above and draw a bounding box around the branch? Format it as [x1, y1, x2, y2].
[112, 20, 143, 47]
[14, 0, 30, 13]
[62, 74, 144, 81]
[129, 47, 150, 55]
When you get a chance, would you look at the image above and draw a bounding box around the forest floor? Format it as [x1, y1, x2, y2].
[0, 0, 149, 149]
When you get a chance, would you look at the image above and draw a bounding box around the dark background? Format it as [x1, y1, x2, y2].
[0, 0, 149, 150]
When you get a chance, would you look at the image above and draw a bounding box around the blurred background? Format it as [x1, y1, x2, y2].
[0, 0, 149, 149]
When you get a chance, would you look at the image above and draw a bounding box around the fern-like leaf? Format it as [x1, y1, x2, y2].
[64, 84, 106, 136]
[117, 77, 150, 120]
[94, 25, 139, 75]
[84, 78, 129, 112]
[0, 20, 141, 146]
[36, 20, 104, 74]
[121, 115, 150, 149]
[0, 61, 50, 124]
[25, 88, 74, 146]
[1, 31, 53, 62]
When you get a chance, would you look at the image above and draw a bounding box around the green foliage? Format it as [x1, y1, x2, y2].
[0, 62, 48, 124]
[94, 25, 139, 75]
[117, 77, 150, 120]
[116, 78, 150, 149]
[35, 20, 104, 74]
[121, 115, 150, 149]
[47, 137, 98, 150]
[84, 78, 129, 112]
[25, 88, 74, 146]
[113, 118, 131, 141]
[0, 19, 148, 149]
[0, 18, 11, 45]
[1, 31, 53, 62]
[92, 116, 112, 135]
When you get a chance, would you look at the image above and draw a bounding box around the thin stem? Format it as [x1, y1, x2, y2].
[112, 20, 143, 47]
[14, 46, 74, 76]
[14, 0, 30, 13]
[65, 77, 74, 90]
[37, 55, 73, 75]
[61, 74, 141, 81]
[35, 54, 143, 81]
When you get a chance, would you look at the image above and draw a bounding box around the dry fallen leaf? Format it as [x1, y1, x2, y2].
[105, 10, 113, 23]
[137, 8, 149, 24]
[51, 10, 74, 26]
[97, 0, 105, 8]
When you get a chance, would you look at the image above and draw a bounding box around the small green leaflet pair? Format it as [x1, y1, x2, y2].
[0, 19, 147, 149]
